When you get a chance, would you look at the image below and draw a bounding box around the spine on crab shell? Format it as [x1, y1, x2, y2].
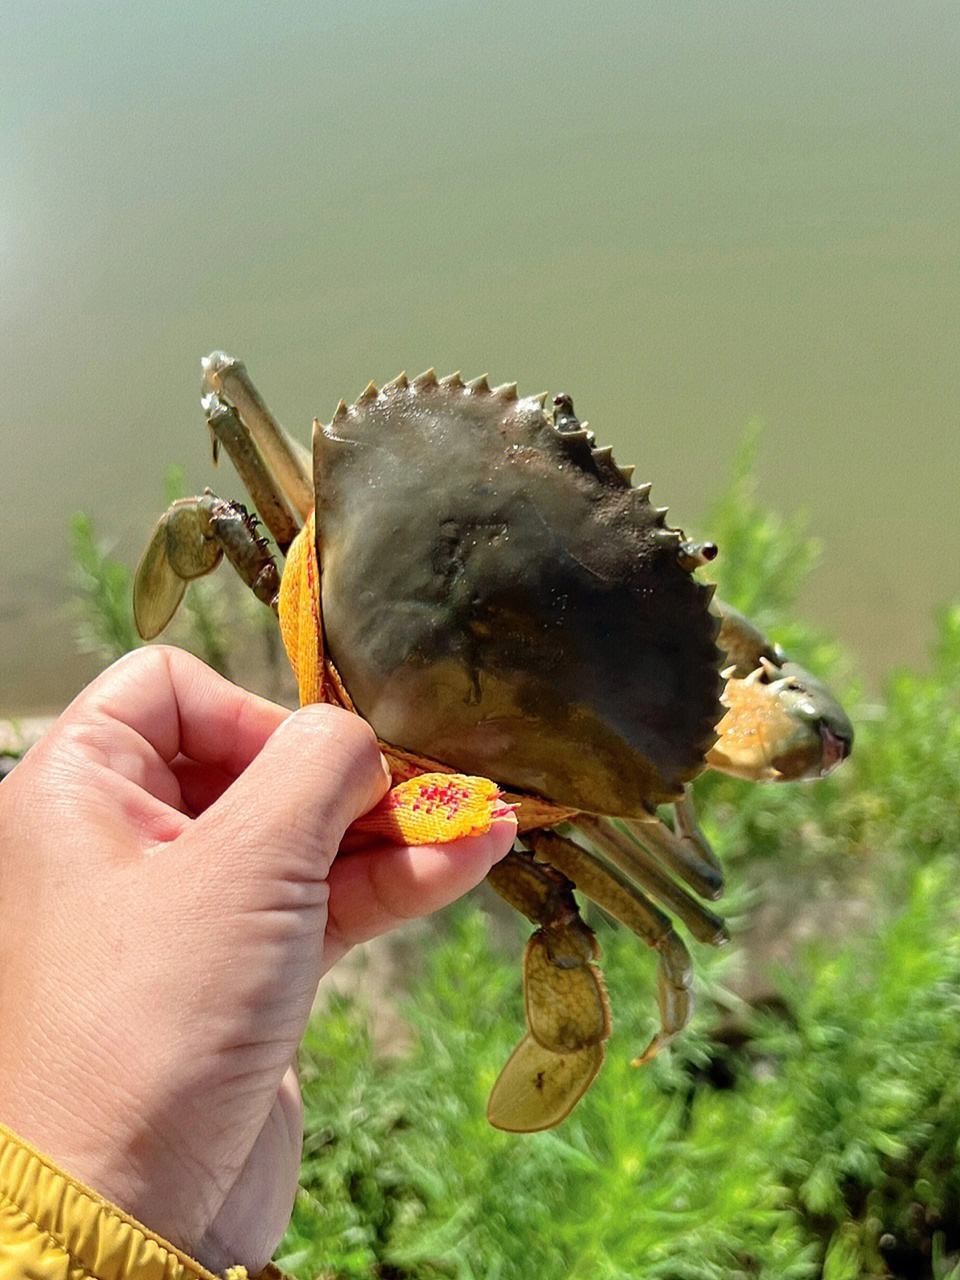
[588, 443, 631, 489]
[550, 393, 637, 490]
[655, 527, 683, 552]
[557, 428, 592, 448]
[556, 420, 700, 557]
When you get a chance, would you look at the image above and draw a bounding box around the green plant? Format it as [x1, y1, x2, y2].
[70, 511, 143, 661]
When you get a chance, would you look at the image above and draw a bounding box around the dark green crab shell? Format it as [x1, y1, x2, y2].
[313, 373, 723, 816]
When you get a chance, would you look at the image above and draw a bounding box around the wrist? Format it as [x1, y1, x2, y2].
[0, 1068, 219, 1261]
[0, 1120, 232, 1280]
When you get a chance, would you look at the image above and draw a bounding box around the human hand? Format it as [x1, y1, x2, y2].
[0, 646, 516, 1272]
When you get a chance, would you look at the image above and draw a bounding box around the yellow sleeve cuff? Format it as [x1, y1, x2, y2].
[0, 1123, 284, 1280]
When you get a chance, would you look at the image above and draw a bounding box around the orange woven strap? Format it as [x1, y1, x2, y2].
[277, 515, 577, 839]
[344, 773, 515, 850]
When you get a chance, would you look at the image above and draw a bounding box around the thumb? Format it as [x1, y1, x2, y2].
[195, 703, 390, 890]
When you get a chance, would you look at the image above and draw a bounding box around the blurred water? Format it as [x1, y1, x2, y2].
[2, 0, 958, 712]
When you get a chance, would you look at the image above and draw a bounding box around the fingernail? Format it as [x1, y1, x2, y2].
[490, 801, 519, 823]
[379, 752, 393, 784]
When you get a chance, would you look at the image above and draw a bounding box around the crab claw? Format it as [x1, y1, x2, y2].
[708, 659, 853, 783]
[774, 661, 854, 779]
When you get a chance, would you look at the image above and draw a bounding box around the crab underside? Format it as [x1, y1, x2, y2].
[133, 353, 853, 1132]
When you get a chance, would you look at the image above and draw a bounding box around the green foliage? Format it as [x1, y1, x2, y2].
[854, 604, 960, 861]
[70, 511, 143, 661]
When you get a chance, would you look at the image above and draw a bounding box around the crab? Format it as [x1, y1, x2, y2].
[133, 352, 853, 1133]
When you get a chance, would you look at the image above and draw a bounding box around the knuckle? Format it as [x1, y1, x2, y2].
[292, 705, 382, 775]
[117, 642, 174, 673]
[340, 712, 381, 759]
[105, 642, 195, 689]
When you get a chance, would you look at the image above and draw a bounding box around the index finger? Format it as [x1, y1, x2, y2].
[68, 644, 290, 774]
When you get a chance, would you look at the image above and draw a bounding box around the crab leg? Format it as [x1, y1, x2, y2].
[488, 852, 610, 1057]
[635, 928, 697, 1066]
[621, 809, 724, 901]
[201, 351, 314, 521]
[525, 829, 696, 1065]
[573, 814, 728, 946]
[673, 788, 724, 879]
[202, 393, 302, 553]
[526, 829, 673, 952]
[487, 846, 581, 927]
[133, 492, 280, 639]
[486, 851, 608, 1132]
